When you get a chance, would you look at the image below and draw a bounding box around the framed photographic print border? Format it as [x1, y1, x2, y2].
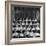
[5, 1, 45, 45]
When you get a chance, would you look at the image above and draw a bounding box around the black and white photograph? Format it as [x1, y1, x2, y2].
[11, 5, 40, 38]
